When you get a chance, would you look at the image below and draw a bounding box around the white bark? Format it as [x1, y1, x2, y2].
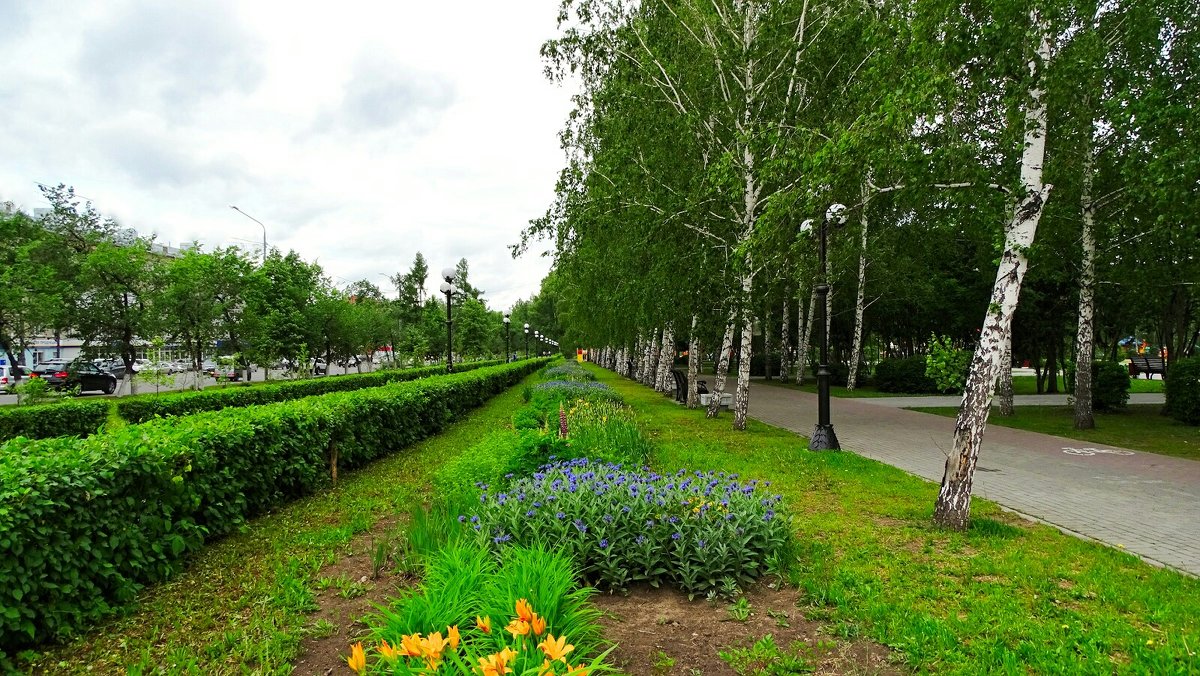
[1074, 131, 1097, 430]
[780, 290, 791, 381]
[998, 336, 1015, 416]
[656, 327, 674, 392]
[763, 307, 772, 380]
[934, 10, 1054, 529]
[847, 184, 871, 390]
[687, 315, 701, 408]
[796, 287, 817, 385]
[707, 309, 737, 418]
[733, 270, 755, 430]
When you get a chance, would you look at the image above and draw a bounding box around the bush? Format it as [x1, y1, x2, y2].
[116, 359, 503, 423]
[467, 459, 794, 598]
[827, 362, 868, 388]
[562, 399, 653, 467]
[925, 335, 970, 393]
[540, 363, 595, 382]
[0, 359, 549, 653]
[1164, 357, 1200, 425]
[874, 356, 938, 393]
[530, 381, 623, 413]
[1066, 361, 1131, 411]
[0, 399, 112, 442]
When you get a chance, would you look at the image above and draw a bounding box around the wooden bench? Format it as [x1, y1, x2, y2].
[1130, 356, 1166, 379]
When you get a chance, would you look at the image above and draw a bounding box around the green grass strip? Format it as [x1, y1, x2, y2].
[911, 405, 1199, 461]
[591, 365, 1200, 675]
[14, 371, 542, 674]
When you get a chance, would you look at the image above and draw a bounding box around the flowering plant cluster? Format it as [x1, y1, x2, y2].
[466, 459, 792, 596]
[562, 400, 652, 467]
[540, 364, 595, 382]
[348, 598, 609, 675]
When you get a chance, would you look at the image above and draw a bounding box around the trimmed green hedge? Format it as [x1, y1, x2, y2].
[1164, 357, 1200, 425]
[0, 359, 548, 653]
[0, 400, 112, 442]
[874, 356, 938, 393]
[115, 359, 502, 423]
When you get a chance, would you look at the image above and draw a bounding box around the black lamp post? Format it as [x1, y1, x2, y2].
[503, 312, 511, 362]
[524, 323, 530, 359]
[805, 204, 847, 451]
[535, 330, 541, 356]
[439, 267, 457, 372]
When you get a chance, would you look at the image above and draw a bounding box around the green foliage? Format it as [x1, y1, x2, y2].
[541, 362, 595, 382]
[8, 377, 63, 406]
[0, 399, 111, 442]
[115, 359, 502, 423]
[873, 356, 937, 394]
[512, 407, 542, 430]
[0, 359, 548, 652]
[432, 431, 530, 509]
[1067, 361, 1132, 412]
[563, 399, 653, 467]
[925, 335, 970, 393]
[1164, 357, 1200, 426]
[468, 459, 794, 598]
[366, 542, 603, 669]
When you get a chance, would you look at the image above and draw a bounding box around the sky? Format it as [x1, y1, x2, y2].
[0, 0, 575, 309]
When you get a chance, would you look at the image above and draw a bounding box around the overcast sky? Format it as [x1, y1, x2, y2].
[0, 0, 574, 309]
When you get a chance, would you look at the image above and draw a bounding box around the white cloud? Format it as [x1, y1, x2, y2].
[0, 0, 571, 309]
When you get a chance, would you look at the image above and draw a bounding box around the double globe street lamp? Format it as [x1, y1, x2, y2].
[439, 267, 457, 372]
[503, 312, 511, 362]
[800, 204, 848, 451]
[523, 323, 530, 359]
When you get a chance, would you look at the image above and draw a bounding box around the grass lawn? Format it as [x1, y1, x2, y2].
[910, 404, 1199, 461]
[590, 365, 1200, 674]
[17, 373, 539, 674]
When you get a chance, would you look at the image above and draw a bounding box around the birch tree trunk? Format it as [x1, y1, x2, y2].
[707, 310, 737, 418]
[656, 327, 674, 393]
[780, 290, 791, 381]
[998, 336, 1015, 416]
[847, 187, 871, 390]
[1073, 132, 1097, 430]
[687, 315, 701, 408]
[796, 287, 817, 385]
[763, 307, 772, 381]
[934, 11, 1053, 530]
[733, 272, 756, 431]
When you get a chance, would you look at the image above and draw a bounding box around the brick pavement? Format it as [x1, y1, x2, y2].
[744, 380, 1200, 576]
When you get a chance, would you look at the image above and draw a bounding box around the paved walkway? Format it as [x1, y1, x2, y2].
[850, 392, 1166, 408]
[743, 381, 1200, 576]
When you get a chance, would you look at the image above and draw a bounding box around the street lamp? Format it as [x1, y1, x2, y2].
[535, 330, 541, 356]
[524, 323, 530, 359]
[800, 203, 848, 451]
[439, 267, 456, 372]
[503, 312, 511, 362]
[229, 205, 267, 263]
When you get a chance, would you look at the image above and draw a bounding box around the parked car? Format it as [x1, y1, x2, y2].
[0, 364, 16, 389]
[38, 360, 118, 394]
[31, 358, 72, 376]
[311, 358, 327, 376]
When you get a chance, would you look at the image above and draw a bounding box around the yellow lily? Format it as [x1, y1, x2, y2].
[346, 642, 366, 674]
[538, 634, 575, 662]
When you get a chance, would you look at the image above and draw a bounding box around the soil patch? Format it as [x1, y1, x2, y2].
[593, 584, 898, 675]
[292, 517, 415, 676]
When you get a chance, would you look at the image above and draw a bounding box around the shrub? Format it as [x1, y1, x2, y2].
[0, 399, 112, 442]
[827, 362, 867, 388]
[925, 335, 971, 393]
[115, 359, 504, 423]
[511, 407, 542, 430]
[1164, 357, 1200, 425]
[530, 381, 623, 414]
[1066, 361, 1131, 411]
[563, 399, 653, 467]
[467, 459, 793, 598]
[0, 359, 548, 653]
[540, 363, 595, 382]
[874, 356, 938, 393]
[365, 542, 605, 674]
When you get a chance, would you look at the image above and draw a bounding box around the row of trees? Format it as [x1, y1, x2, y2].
[1, 186, 562, 392]
[522, 0, 1197, 528]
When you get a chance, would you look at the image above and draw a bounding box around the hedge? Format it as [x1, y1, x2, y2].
[0, 358, 548, 653]
[115, 359, 502, 423]
[1164, 357, 1200, 425]
[874, 356, 938, 393]
[0, 399, 112, 442]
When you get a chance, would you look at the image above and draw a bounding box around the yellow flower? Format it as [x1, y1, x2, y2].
[531, 613, 547, 636]
[538, 659, 555, 676]
[447, 624, 461, 650]
[422, 631, 447, 657]
[516, 598, 535, 622]
[478, 647, 519, 676]
[565, 663, 589, 675]
[507, 618, 532, 638]
[346, 642, 366, 674]
[538, 634, 575, 662]
[401, 633, 425, 657]
[379, 639, 400, 662]
[477, 615, 493, 634]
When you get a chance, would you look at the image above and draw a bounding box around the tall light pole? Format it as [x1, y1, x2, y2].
[803, 204, 848, 451]
[229, 205, 267, 263]
[535, 330, 541, 356]
[524, 323, 530, 359]
[439, 267, 457, 372]
[503, 312, 511, 362]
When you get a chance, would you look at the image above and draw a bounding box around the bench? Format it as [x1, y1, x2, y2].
[1130, 356, 1166, 379]
[670, 369, 688, 403]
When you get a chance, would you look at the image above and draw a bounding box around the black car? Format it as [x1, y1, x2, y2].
[37, 360, 118, 394]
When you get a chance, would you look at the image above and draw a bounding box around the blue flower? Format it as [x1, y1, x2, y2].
[599, 539, 609, 549]
[636, 535, 647, 545]
[764, 510, 776, 521]
[556, 511, 566, 520]
[646, 519, 655, 528]
[470, 515, 479, 524]
[697, 540, 707, 549]
[458, 515, 466, 523]
[493, 533, 512, 544]
[533, 501, 542, 508]
[671, 532, 682, 540]
[573, 519, 588, 533]
[526, 509, 536, 517]
[603, 514, 613, 523]
[621, 505, 631, 513]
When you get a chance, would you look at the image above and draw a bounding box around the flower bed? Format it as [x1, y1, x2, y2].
[467, 459, 793, 597]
